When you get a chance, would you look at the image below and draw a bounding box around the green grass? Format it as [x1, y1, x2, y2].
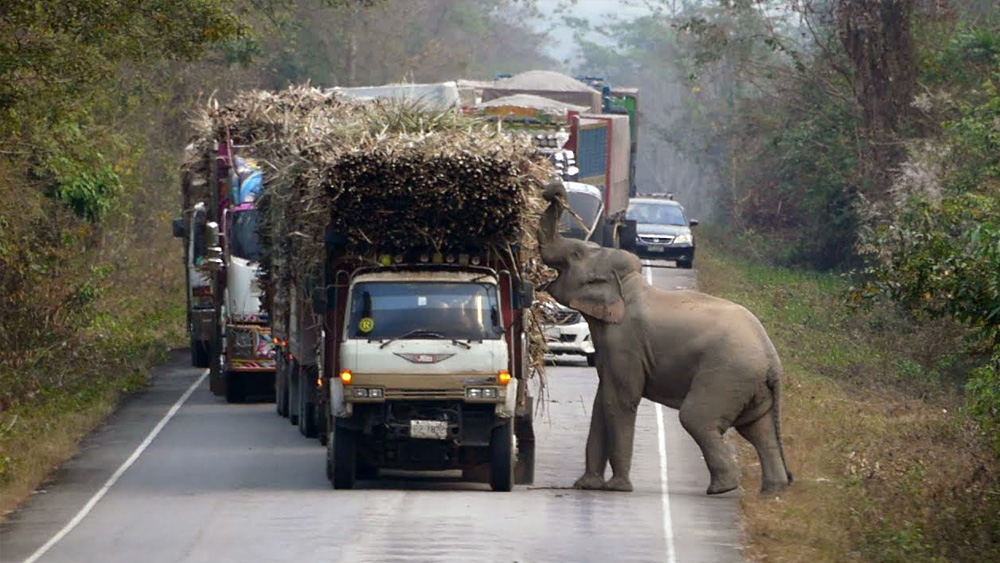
[0, 270, 185, 517]
[697, 234, 1000, 562]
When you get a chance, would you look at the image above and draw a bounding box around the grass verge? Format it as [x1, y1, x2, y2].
[0, 279, 185, 518]
[698, 236, 1000, 562]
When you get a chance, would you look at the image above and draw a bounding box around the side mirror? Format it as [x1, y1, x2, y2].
[172, 218, 185, 238]
[516, 280, 535, 309]
[620, 219, 637, 253]
[689, 219, 699, 227]
[205, 222, 220, 247]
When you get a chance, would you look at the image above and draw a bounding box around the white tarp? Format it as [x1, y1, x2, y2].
[481, 70, 602, 113]
[474, 93, 589, 117]
[328, 82, 461, 111]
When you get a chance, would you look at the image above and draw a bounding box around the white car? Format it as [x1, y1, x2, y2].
[542, 303, 596, 367]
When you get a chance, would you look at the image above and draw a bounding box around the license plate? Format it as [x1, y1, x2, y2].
[647, 245, 664, 252]
[410, 420, 449, 440]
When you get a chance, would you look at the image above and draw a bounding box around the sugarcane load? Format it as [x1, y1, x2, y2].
[186, 85, 549, 490]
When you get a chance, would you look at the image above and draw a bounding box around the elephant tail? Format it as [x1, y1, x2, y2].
[766, 364, 793, 485]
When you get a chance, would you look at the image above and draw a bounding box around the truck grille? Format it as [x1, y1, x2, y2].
[552, 310, 582, 325]
[638, 234, 675, 244]
[559, 334, 577, 342]
[384, 389, 466, 400]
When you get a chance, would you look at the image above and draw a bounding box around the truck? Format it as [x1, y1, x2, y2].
[471, 83, 636, 250]
[316, 244, 537, 491]
[174, 142, 277, 404]
[186, 86, 544, 490]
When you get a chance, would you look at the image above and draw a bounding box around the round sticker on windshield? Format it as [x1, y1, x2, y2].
[358, 317, 375, 333]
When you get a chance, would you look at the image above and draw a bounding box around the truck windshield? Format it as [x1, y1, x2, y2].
[560, 190, 602, 240]
[627, 202, 687, 226]
[230, 209, 260, 261]
[348, 282, 503, 341]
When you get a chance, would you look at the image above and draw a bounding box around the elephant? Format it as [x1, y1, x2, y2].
[537, 181, 792, 495]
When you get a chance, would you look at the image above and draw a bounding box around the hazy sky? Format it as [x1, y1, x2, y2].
[534, 0, 654, 64]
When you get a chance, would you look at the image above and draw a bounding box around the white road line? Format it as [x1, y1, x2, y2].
[645, 262, 677, 563]
[22, 369, 209, 563]
[655, 404, 677, 563]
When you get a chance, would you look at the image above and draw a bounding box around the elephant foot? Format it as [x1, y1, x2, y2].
[602, 475, 633, 492]
[573, 473, 605, 490]
[706, 473, 740, 496]
[759, 480, 790, 497]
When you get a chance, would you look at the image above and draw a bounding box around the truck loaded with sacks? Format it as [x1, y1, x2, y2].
[188, 86, 549, 490]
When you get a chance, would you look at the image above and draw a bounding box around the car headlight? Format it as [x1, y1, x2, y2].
[672, 234, 692, 245]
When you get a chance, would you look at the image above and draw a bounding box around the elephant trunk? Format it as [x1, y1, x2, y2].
[537, 181, 568, 267]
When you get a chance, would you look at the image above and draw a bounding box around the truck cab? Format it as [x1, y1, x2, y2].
[326, 257, 534, 492]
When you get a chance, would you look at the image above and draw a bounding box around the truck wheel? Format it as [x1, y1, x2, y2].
[514, 414, 536, 485]
[677, 259, 693, 269]
[586, 353, 597, 367]
[299, 401, 318, 439]
[329, 422, 356, 489]
[191, 339, 210, 368]
[224, 372, 244, 404]
[489, 420, 515, 492]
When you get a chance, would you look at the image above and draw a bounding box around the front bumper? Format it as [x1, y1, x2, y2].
[635, 241, 694, 261]
[543, 322, 595, 355]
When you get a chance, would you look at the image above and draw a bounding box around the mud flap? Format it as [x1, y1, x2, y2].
[514, 396, 535, 485]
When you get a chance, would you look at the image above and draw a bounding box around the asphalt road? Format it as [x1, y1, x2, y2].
[1, 259, 742, 563]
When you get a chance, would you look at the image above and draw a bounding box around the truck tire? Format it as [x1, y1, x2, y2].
[328, 422, 356, 489]
[586, 353, 597, 367]
[317, 411, 329, 446]
[489, 419, 515, 492]
[677, 259, 693, 269]
[288, 361, 300, 425]
[191, 339, 210, 368]
[224, 371, 244, 404]
[275, 362, 289, 417]
[298, 365, 318, 438]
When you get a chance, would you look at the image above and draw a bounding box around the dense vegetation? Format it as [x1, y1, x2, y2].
[0, 0, 551, 514]
[573, 0, 1000, 559]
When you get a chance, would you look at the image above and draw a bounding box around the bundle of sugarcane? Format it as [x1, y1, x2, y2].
[187, 85, 556, 382]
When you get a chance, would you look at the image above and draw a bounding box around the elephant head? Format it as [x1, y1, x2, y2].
[537, 181, 642, 324]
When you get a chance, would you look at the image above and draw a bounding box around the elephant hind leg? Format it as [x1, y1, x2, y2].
[735, 410, 790, 496]
[678, 400, 740, 495]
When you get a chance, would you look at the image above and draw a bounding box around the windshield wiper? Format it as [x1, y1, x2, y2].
[451, 339, 472, 349]
[378, 329, 445, 349]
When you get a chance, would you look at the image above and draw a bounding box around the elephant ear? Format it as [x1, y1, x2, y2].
[569, 277, 626, 324]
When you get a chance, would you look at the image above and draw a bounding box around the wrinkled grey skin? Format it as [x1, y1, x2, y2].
[538, 181, 792, 495]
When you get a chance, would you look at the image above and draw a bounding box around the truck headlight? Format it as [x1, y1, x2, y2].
[467, 387, 499, 400]
[672, 234, 692, 245]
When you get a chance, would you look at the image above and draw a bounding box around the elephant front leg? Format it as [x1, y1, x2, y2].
[602, 399, 639, 492]
[574, 383, 609, 490]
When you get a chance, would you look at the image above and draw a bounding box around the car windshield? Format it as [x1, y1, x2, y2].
[348, 281, 503, 340]
[230, 209, 260, 261]
[560, 190, 602, 240]
[627, 202, 687, 226]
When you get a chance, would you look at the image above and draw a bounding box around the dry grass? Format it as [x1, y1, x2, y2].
[698, 236, 1000, 562]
